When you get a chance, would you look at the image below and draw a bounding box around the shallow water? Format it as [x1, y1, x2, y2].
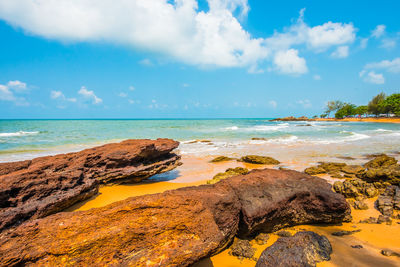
[0, 119, 399, 162]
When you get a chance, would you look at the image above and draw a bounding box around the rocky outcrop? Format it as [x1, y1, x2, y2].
[256, 231, 332, 267]
[210, 156, 235, 163]
[333, 178, 379, 198]
[0, 168, 350, 266]
[0, 139, 181, 231]
[358, 154, 400, 185]
[239, 155, 280, 165]
[270, 116, 313, 122]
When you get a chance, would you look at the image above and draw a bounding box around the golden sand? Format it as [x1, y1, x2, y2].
[315, 117, 400, 124]
[70, 156, 400, 266]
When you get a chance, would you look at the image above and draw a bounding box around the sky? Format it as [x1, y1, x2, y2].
[0, 0, 399, 119]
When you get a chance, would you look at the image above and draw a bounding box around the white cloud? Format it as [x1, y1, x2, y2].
[0, 2, 357, 74]
[297, 99, 312, 108]
[331, 45, 349, 58]
[129, 85, 135, 91]
[128, 99, 135, 104]
[360, 70, 385, 84]
[380, 38, 396, 49]
[0, 80, 29, 105]
[313, 74, 321, 80]
[268, 100, 277, 108]
[50, 90, 77, 102]
[360, 38, 368, 49]
[364, 58, 400, 73]
[118, 92, 127, 98]
[7, 80, 27, 91]
[78, 86, 102, 104]
[371, 25, 386, 38]
[139, 59, 153, 66]
[273, 49, 308, 75]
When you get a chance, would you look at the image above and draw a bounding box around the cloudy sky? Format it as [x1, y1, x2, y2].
[0, 0, 399, 118]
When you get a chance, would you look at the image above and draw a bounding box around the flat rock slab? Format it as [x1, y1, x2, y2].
[0, 169, 350, 266]
[256, 231, 332, 267]
[0, 139, 180, 231]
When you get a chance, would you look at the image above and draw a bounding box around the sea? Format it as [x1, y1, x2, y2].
[1, 119, 399, 165]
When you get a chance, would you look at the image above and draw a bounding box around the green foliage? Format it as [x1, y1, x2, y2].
[320, 114, 327, 118]
[335, 103, 356, 119]
[381, 93, 400, 115]
[325, 100, 344, 117]
[354, 105, 368, 115]
[368, 93, 386, 115]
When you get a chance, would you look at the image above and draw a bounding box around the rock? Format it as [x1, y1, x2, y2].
[229, 239, 256, 260]
[377, 215, 392, 225]
[240, 155, 280, 165]
[0, 169, 350, 266]
[359, 166, 400, 185]
[333, 179, 378, 198]
[337, 156, 356, 160]
[330, 172, 344, 178]
[0, 139, 180, 231]
[352, 200, 369, 210]
[331, 229, 361, 236]
[207, 167, 249, 184]
[351, 245, 363, 249]
[256, 231, 332, 267]
[304, 166, 326, 175]
[381, 249, 400, 257]
[364, 154, 398, 169]
[210, 156, 234, 163]
[251, 137, 267, 141]
[319, 162, 346, 173]
[359, 217, 379, 224]
[276, 230, 292, 237]
[254, 233, 269, 245]
[342, 165, 365, 175]
[376, 186, 400, 216]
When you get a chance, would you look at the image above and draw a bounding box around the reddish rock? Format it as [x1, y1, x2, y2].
[0, 139, 180, 231]
[0, 169, 350, 266]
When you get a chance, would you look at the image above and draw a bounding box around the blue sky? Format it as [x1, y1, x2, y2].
[0, 0, 399, 119]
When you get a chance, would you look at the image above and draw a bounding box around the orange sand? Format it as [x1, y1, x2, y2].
[315, 117, 400, 124]
[70, 156, 400, 267]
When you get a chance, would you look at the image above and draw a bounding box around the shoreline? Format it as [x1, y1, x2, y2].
[315, 117, 400, 124]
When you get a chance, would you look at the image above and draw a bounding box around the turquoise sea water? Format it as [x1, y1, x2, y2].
[0, 119, 399, 163]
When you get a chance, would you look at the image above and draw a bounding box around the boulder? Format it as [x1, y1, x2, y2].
[256, 231, 332, 267]
[0, 169, 350, 266]
[364, 154, 398, 169]
[207, 167, 249, 184]
[304, 166, 326, 175]
[319, 162, 346, 173]
[0, 139, 181, 231]
[341, 165, 365, 175]
[239, 155, 280, 165]
[376, 185, 400, 217]
[333, 178, 379, 198]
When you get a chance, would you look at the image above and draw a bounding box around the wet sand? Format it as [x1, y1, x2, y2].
[70, 155, 400, 266]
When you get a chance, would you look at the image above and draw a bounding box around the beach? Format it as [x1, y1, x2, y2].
[1, 119, 400, 266]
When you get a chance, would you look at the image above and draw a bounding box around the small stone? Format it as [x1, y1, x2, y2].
[359, 217, 378, 224]
[229, 239, 256, 260]
[254, 233, 270, 245]
[210, 156, 234, 163]
[381, 249, 400, 257]
[352, 200, 369, 210]
[276, 231, 292, 237]
[331, 229, 361, 236]
[351, 245, 363, 249]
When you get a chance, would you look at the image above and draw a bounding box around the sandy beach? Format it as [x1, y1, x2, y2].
[315, 117, 400, 124]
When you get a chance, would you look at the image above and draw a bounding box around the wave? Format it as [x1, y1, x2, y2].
[223, 126, 239, 131]
[0, 131, 39, 137]
[373, 128, 392, 132]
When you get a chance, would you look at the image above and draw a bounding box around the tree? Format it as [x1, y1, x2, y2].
[354, 105, 368, 116]
[335, 103, 356, 119]
[325, 100, 344, 117]
[368, 93, 386, 116]
[381, 93, 400, 116]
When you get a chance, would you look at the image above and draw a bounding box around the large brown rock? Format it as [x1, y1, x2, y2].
[0, 139, 180, 231]
[0, 169, 350, 266]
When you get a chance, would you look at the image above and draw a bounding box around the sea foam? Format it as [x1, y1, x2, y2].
[0, 131, 39, 137]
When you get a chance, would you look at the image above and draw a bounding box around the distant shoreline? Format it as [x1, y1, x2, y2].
[271, 117, 400, 124]
[315, 117, 400, 123]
